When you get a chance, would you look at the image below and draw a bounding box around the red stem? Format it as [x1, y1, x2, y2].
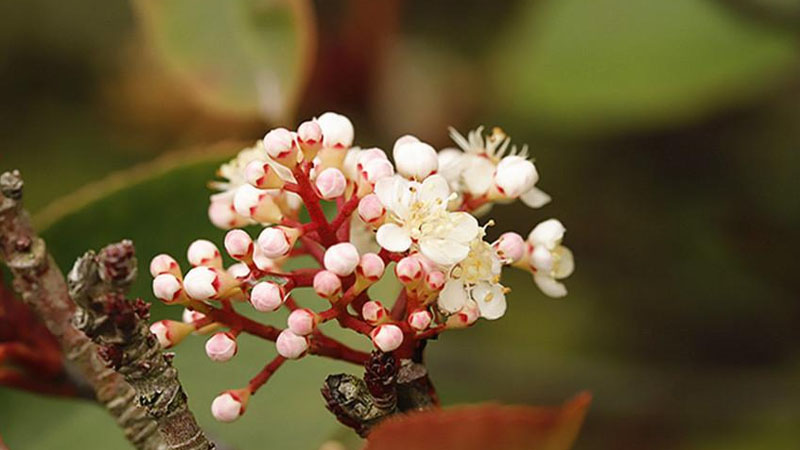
[291, 165, 338, 246]
[248, 355, 286, 394]
[331, 194, 361, 231]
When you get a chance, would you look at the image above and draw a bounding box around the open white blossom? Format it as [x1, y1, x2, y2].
[374, 174, 479, 265]
[448, 126, 551, 208]
[527, 219, 574, 298]
[438, 233, 507, 320]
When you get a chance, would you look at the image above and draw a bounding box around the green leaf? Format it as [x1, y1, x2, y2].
[133, 0, 316, 122]
[492, 0, 799, 137]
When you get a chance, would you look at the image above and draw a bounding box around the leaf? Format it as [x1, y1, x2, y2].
[133, 0, 316, 122]
[492, 0, 798, 137]
[364, 392, 592, 450]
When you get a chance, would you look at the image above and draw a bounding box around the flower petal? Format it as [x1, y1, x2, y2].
[419, 174, 450, 207]
[419, 237, 470, 266]
[530, 246, 554, 273]
[462, 156, 495, 196]
[554, 246, 575, 279]
[447, 212, 480, 243]
[528, 219, 565, 249]
[376, 223, 412, 252]
[472, 282, 507, 320]
[438, 279, 468, 313]
[534, 273, 567, 298]
[520, 187, 551, 209]
[374, 176, 404, 211]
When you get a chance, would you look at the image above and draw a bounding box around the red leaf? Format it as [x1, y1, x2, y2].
[365, 392, 592, 450]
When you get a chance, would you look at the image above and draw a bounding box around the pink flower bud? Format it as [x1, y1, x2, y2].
[408, 309, 433, 331]
[357, 253, 385, 281]
[393, 138, 438, 180]
[357, 194, 385, 225]
[494, 232, 525, 263]
[317, 112, 354, 149]
[313, 270, 342, 299]
[252, 245, 279, 272]
[149, 254, 180, 278]
[361, 158, 394, 186]
[224, 229, 254, 260]
[287, 309, 317, 336]
[323, 243, 360, 276]
[211, 390, 248, 422]
[257, 227, 296, 259]
[205, 332, 238, 362]
[361, 301, 386, 324]
[315, 168, 347, 200]
[425, 270, 446, 291]
[446, 301, 480, 329]
[152, 274, 183, 304]
[297, 120, 322, 146]
[227, 263, 250, 281]
[494, 156, 538, 198]
[149, 320, 193, 349]
[208, 194, 249, 229]
[263, 127, 297, 161]
[187, 239, 222, 268]
[370, 324, 404, 352]
[395, 256, 422, 284]
[249, 281, 284, 312]
[244, 160, 284, 190]
[356, 148, 387, 171]
[183, 266, 234, 300]
[182, 308, 206, 324]
[234, 185, 283, 224]
[276, 329, 309, 359]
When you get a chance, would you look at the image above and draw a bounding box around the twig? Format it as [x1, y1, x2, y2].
[69, 240, 214, 450]
[0, 170, 166, 450]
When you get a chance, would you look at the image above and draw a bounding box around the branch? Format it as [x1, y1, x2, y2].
[0, 170, 166, 450]
[69, 241, 214, 450]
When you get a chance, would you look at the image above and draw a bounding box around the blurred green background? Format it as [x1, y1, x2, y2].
[1, 0, 799, 449]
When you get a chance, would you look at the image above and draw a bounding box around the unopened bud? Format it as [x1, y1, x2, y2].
[234, 185, 283, 224]
[205, 332, 238, 362]
[263, 127, 298, 167]
[150, 254, 180, 278]
[408, 309, 433, 331]
[152, 273, 184, 304]
[317, 112, 354, 149]
[249, 281, 284, 312]
[357, 253, 385, 282]
[313, 270, 342, 300]
[276, 330, 309, 359]
[393, 138, 438, 180]
[315, 168, 347, 200]
[297, 120, 323, 158]
[424, 270, 446, 291]
[494, 232, 525, 263]
[323, 243, 360, 276]
[395, 256, 422, 284]
[357, 194, 385, 225]
[370, 324, 404, 352]
[183, 266, 237, 300]
[224, 229, 254, 261]
[150, 320, 194, 349]
[361, 300, 387, 324]
[493, 156, 538, 198]
[287, 308, 317, 336]
[211, 389, 249, 423]
[209, 194, 250, 229]
[445, 302, 480, 329]
[257, 226, 298, 259]
[245, 160, 285, 189]
[187, 239, 222, 268]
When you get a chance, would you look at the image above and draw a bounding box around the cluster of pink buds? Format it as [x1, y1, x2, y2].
[149, 112, 574, 422]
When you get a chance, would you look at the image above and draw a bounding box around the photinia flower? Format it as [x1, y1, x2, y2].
[527, 219, 574, 298]
[374, 174, 479, 265]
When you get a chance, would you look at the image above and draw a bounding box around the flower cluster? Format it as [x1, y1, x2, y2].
[149, 112, 574, 423]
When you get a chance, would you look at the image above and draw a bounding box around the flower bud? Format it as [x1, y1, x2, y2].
[150, 320, 194, 349]
[408, 309, 433, 331]
[227, 263, 251, 281]
[276, 329, 309, 359]
[234, 185, 284, 224]
[424, 270, 446, 291]
[494, 232, 525, 263]
[183, 266, 237, 300]
[395, 256, 422, 284]
[209, 194, 250, 229]
[358, 158, 394, 195]
[287, 308, 317, 336]
[182, 308, 206, 324]
[152, 273, 184, 304]
[323, 243, 360, 276]
[393, 139, 438, 180]
[263, 127, 298, 166]
[297, 120, 323, 158]
[317, 112, 354, 149]
[357, 253, 385, 281]
[356, 148, 387, 171]
[211, 390, 249, 423]
[224, 229, 254, 261]
[445, 301, 480, 329]
[315, 167, 347, 200]
[313, 270, 342, 300]
[493, 156, 538, 198]
[357, 194, 385, 225]
[205, 332, 238, 362]
[187, 239, 222, 268]
[257, 226, 298, 259]
[252, 245, 280, 272]
[361, 301, 387, 324]
[249, 281, 284, 312]
[370, 324, 404, 352]
[150, 254, 180, 278]
[244, 160, 285, 189]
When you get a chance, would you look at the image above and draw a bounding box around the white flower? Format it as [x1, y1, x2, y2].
[374, 174, 479, 265]
[448, 126, 550, 208]
[393, 137, 438, 180]
[527, 219, 574, 298]
[437, 236, 507, 320]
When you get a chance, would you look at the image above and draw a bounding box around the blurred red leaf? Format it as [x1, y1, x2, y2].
[364, 392, 592, 450]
